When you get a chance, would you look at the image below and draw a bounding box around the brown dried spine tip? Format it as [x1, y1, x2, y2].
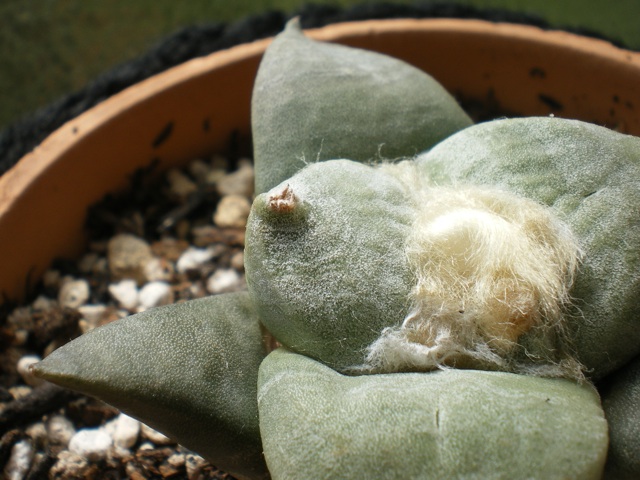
[267, 185, 299, 214]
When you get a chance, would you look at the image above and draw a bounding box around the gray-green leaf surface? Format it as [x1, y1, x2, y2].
[251, 18, 472, 194]
[258, 348, 608, 480]
[245, 160, 414, 371]
[32, 292, 269, 480]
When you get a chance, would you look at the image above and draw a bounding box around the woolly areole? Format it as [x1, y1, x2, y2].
[245, 159, 583, 378]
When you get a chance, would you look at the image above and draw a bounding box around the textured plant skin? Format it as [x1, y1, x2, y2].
[32, 293, 269, 480]
[258, 349, 608, 480]
[28, 21, 640, 480]
[251, 18, 472, 194]
[245, 156, 585, 378]
[601, 355, 640, 479]
[245, 159, 414, 371]
[417, 117, 640, 380]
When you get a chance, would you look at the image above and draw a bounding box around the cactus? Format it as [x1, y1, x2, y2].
[32, 19, 640, 479]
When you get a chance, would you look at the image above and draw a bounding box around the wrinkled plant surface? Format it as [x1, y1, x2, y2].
[31, 18, 640, 480]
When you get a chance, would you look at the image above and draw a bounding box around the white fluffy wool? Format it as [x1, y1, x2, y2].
[366, 162, 583, 378]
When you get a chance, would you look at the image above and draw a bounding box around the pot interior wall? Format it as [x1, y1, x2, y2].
[0, 18, 639, 302]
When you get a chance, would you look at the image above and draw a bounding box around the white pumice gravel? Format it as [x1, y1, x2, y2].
[167, 452, 186, 468]
[77, 304, 109, 332]
[138, 281, 174, 310]
[205, 168, 227, 185]
[138, 441, 155, 451]
[141, 423, 174, 445]
[50, 451, 89, 478]
[144, 256, 174, 282]
[176, 245, 219, 273]
[58, 278, 90, 309]
[4, 440, 34, 480]
[216, 160, 254, 197]
[213, 194, 252, 228]
[108, 233, 154, 284]
[108, 279, 140, 310]
[16, 355, 44, 387]
[77, 304, 108, 320]
[230, 251, 245, 271]
[207, 268, 242, 294]
[106, 413, 141, 450]
[68, 428, 113, 462]
[47, 415, 77, 447]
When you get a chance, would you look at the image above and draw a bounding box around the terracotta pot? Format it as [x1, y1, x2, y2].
[1, 18, 639, 302]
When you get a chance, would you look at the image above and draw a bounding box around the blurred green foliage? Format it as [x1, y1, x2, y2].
[1, 0, 638, 129]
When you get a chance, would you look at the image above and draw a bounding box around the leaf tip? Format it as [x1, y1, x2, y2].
[284, 16, 302, 34]
[28, 356, 61, 383]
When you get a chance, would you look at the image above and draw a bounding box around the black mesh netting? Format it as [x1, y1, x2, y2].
[0, 2, 624, 176]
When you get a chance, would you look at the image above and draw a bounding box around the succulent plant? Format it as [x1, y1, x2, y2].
[32, 18, 640, 479]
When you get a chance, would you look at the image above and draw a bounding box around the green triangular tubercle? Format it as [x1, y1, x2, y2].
[251, 18, 472, 194]
[32, 292, 269, 480]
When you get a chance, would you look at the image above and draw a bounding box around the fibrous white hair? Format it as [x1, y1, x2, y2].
[364, 161, 584, 379]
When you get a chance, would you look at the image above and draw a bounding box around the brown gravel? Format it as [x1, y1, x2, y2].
[0, 153, 252, 479]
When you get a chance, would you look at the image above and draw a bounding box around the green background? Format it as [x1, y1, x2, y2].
[1, 0, 638, 130]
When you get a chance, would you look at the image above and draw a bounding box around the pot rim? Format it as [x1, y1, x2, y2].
[1, 17, 639, 302]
